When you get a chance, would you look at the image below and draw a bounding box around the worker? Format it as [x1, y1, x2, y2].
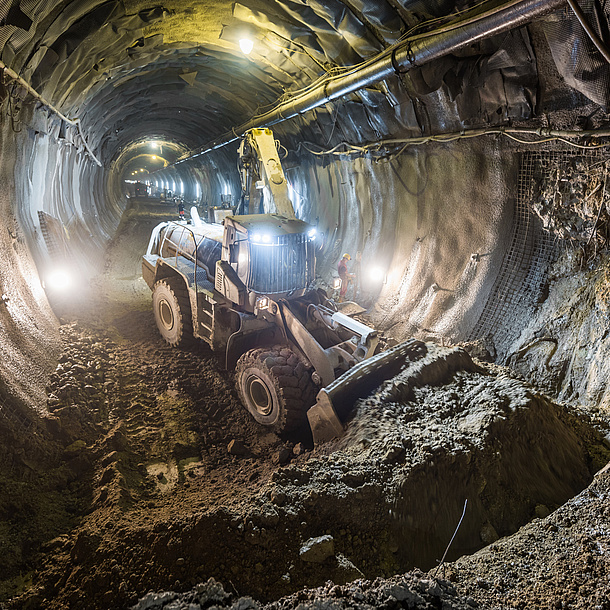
[177, 199, 185, 220]
[338, 253, 353, 302]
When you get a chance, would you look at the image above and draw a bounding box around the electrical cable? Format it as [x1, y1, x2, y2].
[0, 61, 102, 166]
[299, 126, 610, 158]
[247, 0, 533, 123]
[166, 0, 566, 170]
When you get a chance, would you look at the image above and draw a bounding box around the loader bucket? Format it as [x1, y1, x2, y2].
[307, 339, 427, 445]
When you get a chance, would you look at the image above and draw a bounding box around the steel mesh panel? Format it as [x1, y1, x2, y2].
[0, 396, 35, 435]
[1, 0, 56, 52]
[467, 151, 558, 357]
[8, 26, 31, 49]
[542, 0, 610, 107]
[0, 25, 15, 49]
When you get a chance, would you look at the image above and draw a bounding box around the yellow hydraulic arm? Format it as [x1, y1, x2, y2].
[238, 128, 296, 219]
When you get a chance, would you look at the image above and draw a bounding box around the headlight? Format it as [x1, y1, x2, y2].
[251, 233, 272, 244]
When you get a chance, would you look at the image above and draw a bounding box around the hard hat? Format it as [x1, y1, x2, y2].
[342, 253, 351, 260]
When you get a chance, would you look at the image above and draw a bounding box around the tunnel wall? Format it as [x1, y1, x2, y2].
[264, 135, 516, 344]
[0, 103, 126, 418]
[0, 118, 60, 415]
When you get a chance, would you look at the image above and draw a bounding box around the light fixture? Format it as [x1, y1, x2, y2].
[251, 233, 262, 243]
[333, 278, 342, 290]
[45, 269, 72, 291]
[308, 228, 317, 239]
[367, 265, 386, 285]
[152, 155, 157, 160]
[239, 38, 254, 55]
[262, 234, 271, 243]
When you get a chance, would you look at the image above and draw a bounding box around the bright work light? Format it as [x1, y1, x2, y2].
[46, 269, 72, 291]
[239, 38, 254, 55]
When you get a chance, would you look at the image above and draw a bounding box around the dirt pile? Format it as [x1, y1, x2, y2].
[131, 572, 478, 610]
[9, 316, 608, 610]
[449, 463, 610, 609]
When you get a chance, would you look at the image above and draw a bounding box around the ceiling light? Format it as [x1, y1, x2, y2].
[239, 38, 254, 55]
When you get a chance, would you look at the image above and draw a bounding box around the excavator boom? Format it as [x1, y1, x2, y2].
[239, 128, 296, 218]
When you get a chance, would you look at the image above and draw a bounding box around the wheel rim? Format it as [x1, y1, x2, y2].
[246, 375, 273, 416]
[158, 298, 174, 330]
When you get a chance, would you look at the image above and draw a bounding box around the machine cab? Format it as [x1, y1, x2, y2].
[222, 214, 316, 300]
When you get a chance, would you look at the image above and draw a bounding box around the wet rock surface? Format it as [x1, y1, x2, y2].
[2, 202, 610, 609]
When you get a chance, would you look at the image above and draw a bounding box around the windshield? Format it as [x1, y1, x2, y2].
[245, 233, 315, 294]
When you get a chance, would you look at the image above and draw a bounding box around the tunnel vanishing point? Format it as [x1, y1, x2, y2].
[3, 1, 610, 609]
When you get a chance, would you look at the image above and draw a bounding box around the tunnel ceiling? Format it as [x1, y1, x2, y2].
[4, 0, 405, 163]
[3, 0, 604, 173]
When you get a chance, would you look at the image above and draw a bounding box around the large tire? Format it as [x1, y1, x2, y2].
[152, 279, 194, 347]
[235, 345, 316, 433]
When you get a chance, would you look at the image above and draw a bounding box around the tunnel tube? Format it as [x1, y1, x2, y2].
[3, 0, 610, 607]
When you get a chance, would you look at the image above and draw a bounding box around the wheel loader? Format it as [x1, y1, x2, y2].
[142, 128, 425, 443]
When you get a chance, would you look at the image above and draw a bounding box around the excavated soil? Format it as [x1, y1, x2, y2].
[3, 199, 610, 610]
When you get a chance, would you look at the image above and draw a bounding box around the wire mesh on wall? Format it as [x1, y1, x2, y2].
[467, 150, 561, 359]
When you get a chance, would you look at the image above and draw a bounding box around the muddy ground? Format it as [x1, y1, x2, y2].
[2, 199, 610, 609]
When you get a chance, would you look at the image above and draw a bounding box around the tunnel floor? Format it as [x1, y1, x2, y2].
[4, 199, 610, 610]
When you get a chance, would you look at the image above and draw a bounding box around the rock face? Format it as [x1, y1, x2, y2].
[299, 535, 335, 563]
